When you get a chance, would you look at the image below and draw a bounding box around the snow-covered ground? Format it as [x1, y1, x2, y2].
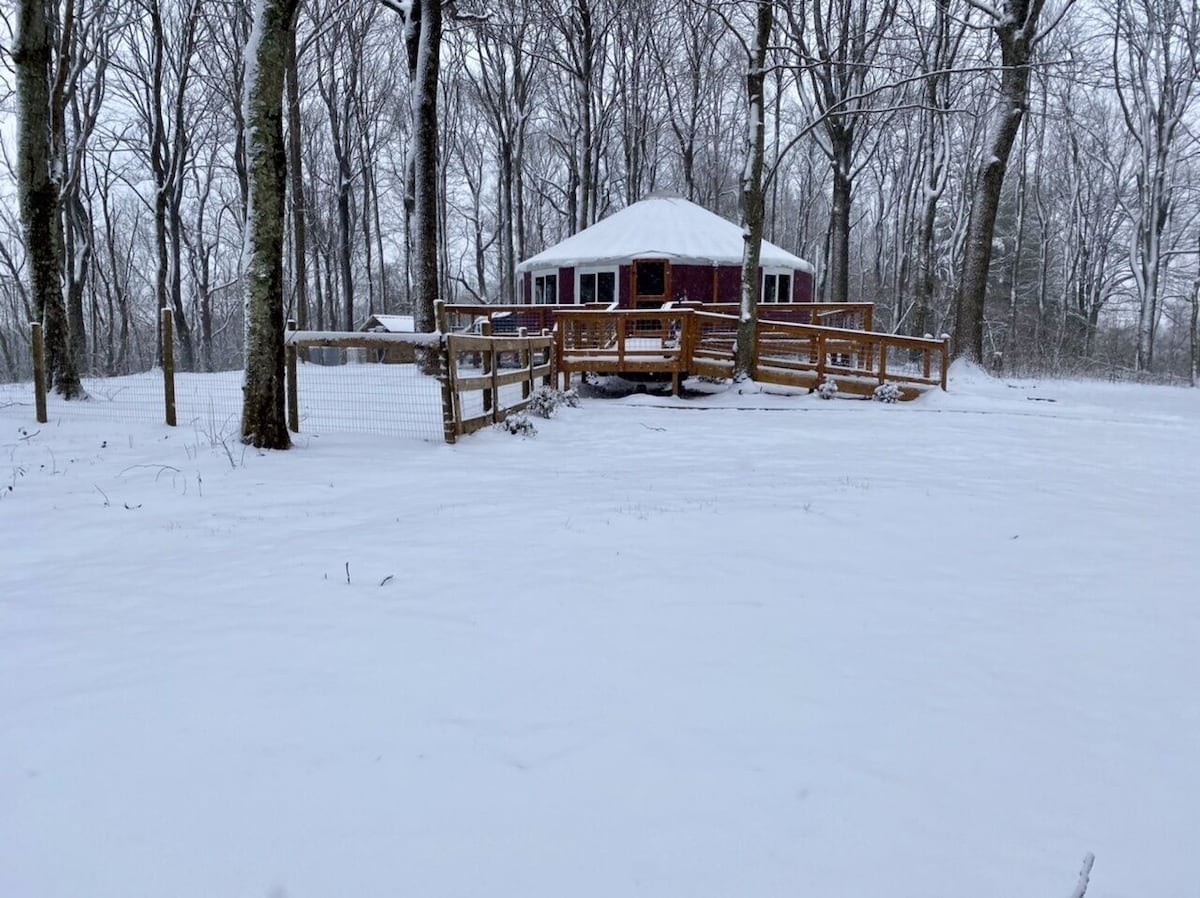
[1, 366, 1197, 898]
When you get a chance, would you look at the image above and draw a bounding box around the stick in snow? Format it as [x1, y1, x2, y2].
[1069, 852, 1095, 898]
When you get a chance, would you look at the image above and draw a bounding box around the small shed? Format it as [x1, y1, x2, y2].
[516, 196, 815, 309]
[358, 313, 416, 364]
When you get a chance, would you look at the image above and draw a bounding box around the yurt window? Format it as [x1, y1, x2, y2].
[762, 269, 792, 304]
[577, 268, 618, 305]
[533, 271, 558, 304]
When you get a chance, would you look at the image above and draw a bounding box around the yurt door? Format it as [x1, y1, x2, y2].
[632, 259, 670, 310]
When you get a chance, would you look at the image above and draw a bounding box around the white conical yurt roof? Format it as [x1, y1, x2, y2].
[517, 196, 814, 273]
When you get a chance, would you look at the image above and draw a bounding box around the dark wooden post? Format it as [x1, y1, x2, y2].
[481, 320, 494, 419]
[435, 301, 457, 443]
[940, 336, 951, 391]
[519, 327, 531, 400]
[557, 324, 568, 391]
[543, 329, 554, 387]
[30, 322, 47, 424]
[286, 318, 299, 432]
[878, 338, 888, 385]
[161, 308, 177, 426]
[815, 332, 826, 390]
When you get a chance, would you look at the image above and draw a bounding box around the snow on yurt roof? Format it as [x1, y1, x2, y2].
[517, 196, 815, 274]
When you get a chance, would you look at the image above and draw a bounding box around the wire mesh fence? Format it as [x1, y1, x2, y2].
[5, 360, 452, 442]
[8, 320, 453, 442]
[293, 350, 446, 441]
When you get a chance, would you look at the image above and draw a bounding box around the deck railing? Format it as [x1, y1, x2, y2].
[449, 302, 948, 398]
[556, 309, 693, 393]
[675, 301, 874, 332]
[750, 317, 950, 393]
[444, 301, 873, 335]
[686, 311, 948, 392]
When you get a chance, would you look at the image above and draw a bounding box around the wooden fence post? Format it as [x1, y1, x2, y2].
[878, 338, 888, 385]
[440, 334, 458, 445]
[481, 320, 494, 419]
[161, 308, 177, 426]
[543, 329, 555, 387]
[435, 300, 461, 441]
[940, 336, 951, 391]
[286, 319, 299, 432]
[30, 322, 47, 424]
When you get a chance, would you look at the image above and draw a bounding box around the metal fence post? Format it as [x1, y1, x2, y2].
[286, 319, 300, 432]
[30, 322, 47, 424]
[161, 308, 177, 426]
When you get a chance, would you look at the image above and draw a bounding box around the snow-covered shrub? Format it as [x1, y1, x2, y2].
[817, 378, 839, 400]
[873, 382, 902, 403]
[527, 386, 580, 419]
[498, 414, 537, 437]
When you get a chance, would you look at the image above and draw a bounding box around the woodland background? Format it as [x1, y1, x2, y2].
[1, 0, 1197, 385]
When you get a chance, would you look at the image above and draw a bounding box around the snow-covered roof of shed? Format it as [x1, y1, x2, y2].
[360, 314, 414, 333]
[517, 196, 814, 273]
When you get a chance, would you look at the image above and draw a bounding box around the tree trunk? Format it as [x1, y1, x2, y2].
[953, 0, 1045, 364]
[827, 147, 852, 305]
[285, 27, 308, 330]
[15, 0, 84, 398]
[241, 0, 301, 449]
[733, 0, 773, 380]
[406, 0, 442, 342]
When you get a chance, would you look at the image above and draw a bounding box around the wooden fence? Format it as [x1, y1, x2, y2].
[444, 325, 555, 437]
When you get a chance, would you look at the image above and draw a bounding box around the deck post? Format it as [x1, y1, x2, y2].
[161, 308, 177, 426]
[815, 332, 826, 390]
[31, 322, 47, 424]
[940, 336, 951, 390]
[519, 327, 532, 400]
[286, 318, 299, 432]
[878, 338, 888, 386]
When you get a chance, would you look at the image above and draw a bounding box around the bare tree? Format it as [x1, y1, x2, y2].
[952, 0, 1062, 363]
[241, 0, 302, 448]
[782, 0, 899, 305]
[733, 0, 773, 379]
[1109, 0, 1200, 372]
[401, 0, 442, 337]
[14, 0, 84, 397]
